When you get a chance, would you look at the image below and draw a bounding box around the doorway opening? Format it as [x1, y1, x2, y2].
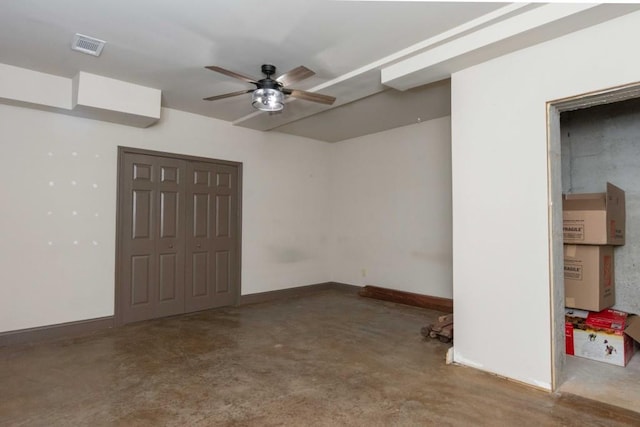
[547, 82, 640, 408]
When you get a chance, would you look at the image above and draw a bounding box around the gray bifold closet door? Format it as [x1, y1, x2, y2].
[119, 151, 239, 325]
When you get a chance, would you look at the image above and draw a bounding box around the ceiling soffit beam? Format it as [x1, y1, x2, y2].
[382, 3, 640, 91]
[0, 63, 161, 128]
[72, 72, 161, 127]
[232, 3, 532, 132]
[0, 63, 72, 110]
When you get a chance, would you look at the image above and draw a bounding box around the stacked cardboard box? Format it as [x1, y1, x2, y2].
[563, 183, 637, 365]
[563, 182, 625, 312]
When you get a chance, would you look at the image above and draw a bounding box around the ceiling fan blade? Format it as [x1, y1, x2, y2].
[288, 89, 336, 105]
[205, 66, 259, 84]
[203, 89, 254, 101]
[276, 66, 315, 86]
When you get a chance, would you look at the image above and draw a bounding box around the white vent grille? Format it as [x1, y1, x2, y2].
[71, 33, 106, 56]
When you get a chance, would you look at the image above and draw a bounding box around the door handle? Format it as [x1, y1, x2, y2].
[168, 244, 173, 248]
[196, 243, 201, 248]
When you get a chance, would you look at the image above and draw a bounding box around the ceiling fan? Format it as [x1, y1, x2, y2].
[203, 64, 336, 112]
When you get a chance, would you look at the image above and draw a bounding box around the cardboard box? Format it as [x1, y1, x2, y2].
[563, 182, 625, 245]
[565, 308, 640, 367]
[564, 245, 614, 311]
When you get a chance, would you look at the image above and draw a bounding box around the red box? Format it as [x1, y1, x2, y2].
[565, 308, 588, 357]
[565, 308, 640, 367]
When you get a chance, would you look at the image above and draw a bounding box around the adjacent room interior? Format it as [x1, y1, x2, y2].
[2, 1, 640, 423]
[549, 92, 640, 412]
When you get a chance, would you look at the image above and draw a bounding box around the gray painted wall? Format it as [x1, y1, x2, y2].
[561, 98, 640, 315]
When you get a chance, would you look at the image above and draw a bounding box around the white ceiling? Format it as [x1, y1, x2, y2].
[1, 1, 638, 142]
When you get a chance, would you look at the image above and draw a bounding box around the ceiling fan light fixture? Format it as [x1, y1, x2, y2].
[251, 88, 284, 112]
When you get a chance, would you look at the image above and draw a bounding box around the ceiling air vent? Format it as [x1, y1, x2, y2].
[71, 33, 106, 57]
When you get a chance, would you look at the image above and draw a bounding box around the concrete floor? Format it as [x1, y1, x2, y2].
[560, 352, 640, 413]
[2, 289, 640, 426]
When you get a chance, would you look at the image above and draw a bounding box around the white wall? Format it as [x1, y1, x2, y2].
[329, 117, 452, 297]
[0, 105, 331, 333]
[451, 11, 640, 389]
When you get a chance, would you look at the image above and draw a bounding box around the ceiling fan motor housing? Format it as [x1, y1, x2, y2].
[257, 64, 282, 91]
[257, 78, 281, 90]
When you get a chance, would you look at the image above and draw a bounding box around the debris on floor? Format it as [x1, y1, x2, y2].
[421, 314, 453, 343]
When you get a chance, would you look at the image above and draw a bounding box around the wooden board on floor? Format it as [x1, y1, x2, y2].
[359, 285, 453, 313]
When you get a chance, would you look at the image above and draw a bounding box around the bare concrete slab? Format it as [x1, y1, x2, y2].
[1, 290, 639, 426]
[560, 353, 640, 413]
